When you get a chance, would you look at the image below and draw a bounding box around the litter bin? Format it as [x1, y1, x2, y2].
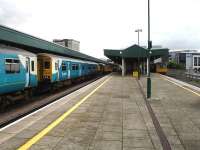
[133, 71, 138, 78]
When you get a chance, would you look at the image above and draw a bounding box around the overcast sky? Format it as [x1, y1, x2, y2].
[0, 0, 200, 58]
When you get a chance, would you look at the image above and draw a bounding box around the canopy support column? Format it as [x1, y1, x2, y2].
[122, 58, 126, 76]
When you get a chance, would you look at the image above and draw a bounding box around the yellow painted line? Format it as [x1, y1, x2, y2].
[161, 76, 200, 97]
[18, 77, 111, 150]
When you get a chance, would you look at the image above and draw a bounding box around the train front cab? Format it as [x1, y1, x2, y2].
[155, 63, 168, 74]
[97, 64, 104, 74]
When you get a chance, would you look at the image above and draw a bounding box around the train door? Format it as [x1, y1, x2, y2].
[68, 62, 70, 79]
[37, 58, 43, 81]
[79, 63, 82, 76]
[55, 60, 59, 81]
[25, 57, 30, 87]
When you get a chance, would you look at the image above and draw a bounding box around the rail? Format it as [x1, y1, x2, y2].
[185, 72, 200, 80]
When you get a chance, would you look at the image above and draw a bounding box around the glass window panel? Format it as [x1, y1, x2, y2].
[198, 57, 200, 66]
[5, 64, 11, 73]
[31, 61, 34, 71]
[62, 63, 67, 71]
[44, 61, 50, 69]
[14, 59, 20, 63]
[15, 64, 20, 73]
[72, 64, 76, 70]
[11, 64, 15, 73]
[5, 59, 12, 63]
[55, 62, 58, 70]
[194, 57, 197, 66]
[76, 65, 79, 70]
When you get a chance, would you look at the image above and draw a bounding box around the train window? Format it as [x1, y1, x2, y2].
[14, 59, 19, 63]
[31, 61, 34, 71]
[72, 64, 79, 70]
[198, 57, 200, 66]
[26, 61, 29, 72]
[6, 59, 12, 63]
[82, 66, 84, 70]
[5, 58, 20, 73]
[72, 64, 76, 70]
[62, 63, 67, 71]
[44, 61, 50, 69]
[55, 62, 58, 70]
[76, 65, 79, 70]
[194, 57, 198, 66]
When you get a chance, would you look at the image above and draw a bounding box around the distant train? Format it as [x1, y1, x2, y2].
[151, 57, 168, 74]
[0, 46, 111, 108]
[155, 63, 168, 74]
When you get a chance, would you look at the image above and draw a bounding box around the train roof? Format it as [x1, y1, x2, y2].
[38, 53, 98, 64]
[0, 45, 36, 57]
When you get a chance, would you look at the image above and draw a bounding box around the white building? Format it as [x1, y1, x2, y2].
[53, 39, 80, 51]
[169, 50, 200, 72]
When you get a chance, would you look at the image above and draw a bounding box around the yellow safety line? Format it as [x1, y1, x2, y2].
[161, 76, 200, 97]
[18, 77, 111, 150]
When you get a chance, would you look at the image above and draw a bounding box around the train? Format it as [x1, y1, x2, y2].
[0, 45, 111, 108]
[151, 57, 168, 74]
[154, 63, 168, 74]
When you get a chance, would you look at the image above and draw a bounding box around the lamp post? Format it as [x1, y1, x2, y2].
[135, 29, 142, 46]
[135, 29, 142, 79]
[147, 0, 152, 98]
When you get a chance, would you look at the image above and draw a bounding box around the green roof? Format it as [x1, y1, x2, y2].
[0, 25, 107, 64]
[104, 45, 169, 61]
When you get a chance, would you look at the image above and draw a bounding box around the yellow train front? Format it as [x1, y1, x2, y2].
[155, 63, 168, 74]
[103, 64, 113, 73]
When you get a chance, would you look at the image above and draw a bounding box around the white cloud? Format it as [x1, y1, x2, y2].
[1, 0, 200, 58]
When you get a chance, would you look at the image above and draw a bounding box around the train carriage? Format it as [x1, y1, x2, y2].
[37, 53, 99, 84]
[0, 46, 37, 95]
[0, 45, 105, 110]
[153, 57, 168, 74]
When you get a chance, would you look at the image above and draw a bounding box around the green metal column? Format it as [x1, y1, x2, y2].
[147, 0, 151, 99]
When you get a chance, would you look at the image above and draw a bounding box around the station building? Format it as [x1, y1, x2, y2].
[169, 50, 200, 71]
[104, 44, 169, 76]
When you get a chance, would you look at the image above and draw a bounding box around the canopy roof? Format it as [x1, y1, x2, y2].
[104, 44, 169, 62]
[0, 25, 107, 64]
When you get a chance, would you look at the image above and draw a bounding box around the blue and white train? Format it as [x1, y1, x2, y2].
[0, 46, 37, 96]
[37, 53, 98, 83]
[0, 45, 106, 107]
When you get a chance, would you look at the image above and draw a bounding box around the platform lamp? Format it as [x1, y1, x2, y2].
[135, 29, 142, 46]
[147, 0, 152, 99]
[135, 29, 142, 79]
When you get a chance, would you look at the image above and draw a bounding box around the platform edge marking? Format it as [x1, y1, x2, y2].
[161, 76, 200, 97]
[17, 77, 111, 150]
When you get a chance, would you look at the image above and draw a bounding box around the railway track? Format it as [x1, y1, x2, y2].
[0, 75, 105, 129]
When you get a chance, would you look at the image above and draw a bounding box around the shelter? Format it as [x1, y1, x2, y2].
[104, 44, 169, 76]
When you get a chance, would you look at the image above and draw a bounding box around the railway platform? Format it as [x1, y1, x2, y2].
[0, 73, 200, 150]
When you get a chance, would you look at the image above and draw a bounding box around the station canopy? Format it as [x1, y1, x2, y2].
[104, 44, 169, 63]
[0, 25, 107, 64]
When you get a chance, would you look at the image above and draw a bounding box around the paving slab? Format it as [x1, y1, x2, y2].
[140, 73, 200, 150]
[0, 74, 174, 150]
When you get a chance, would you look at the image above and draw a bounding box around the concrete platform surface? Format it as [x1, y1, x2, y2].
[0, 73, 200, 150]
[140, 74, 200, 150]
